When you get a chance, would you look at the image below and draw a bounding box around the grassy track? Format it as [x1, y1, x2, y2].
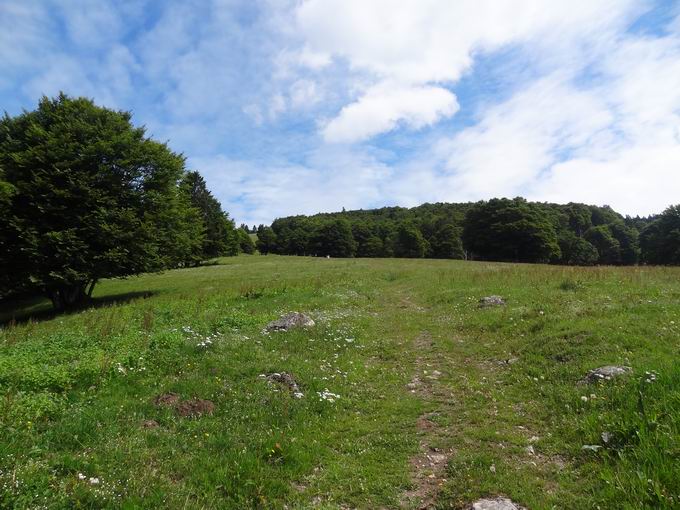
[0, 256, 678, 508]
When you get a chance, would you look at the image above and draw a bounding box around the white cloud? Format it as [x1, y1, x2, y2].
[323, 82, 458, 143]
[60, 2, 123, 47]
[441, 74, 614, 198]
[290, 79, 322, 108]
[528, 143, 680, 216]
[294, 0, 640, 141]
[268, 93, 287, 120]
[0, 2, 53, 71]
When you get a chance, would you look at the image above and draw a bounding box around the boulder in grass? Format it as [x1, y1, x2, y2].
[479, 296, 506, 308]
[582, 365, 632, 384]
[261, 372, 304, 398]
[471, 497, 526, 510]
[265, 312, 315, 332]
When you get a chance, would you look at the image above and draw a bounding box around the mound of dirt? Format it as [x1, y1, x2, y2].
[153, 393, 215, 417]
[176, 398, 215, 417]
[154, 393, 180, 407]
[265, 312, 315, 332]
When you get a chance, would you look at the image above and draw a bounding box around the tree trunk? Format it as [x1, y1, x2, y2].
[86, 279, 98, 298]
[47, 282, 91, 310]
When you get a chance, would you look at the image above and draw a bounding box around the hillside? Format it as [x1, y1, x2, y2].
[1, 256, 678, 508]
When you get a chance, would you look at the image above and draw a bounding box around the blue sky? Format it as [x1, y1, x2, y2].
[2, 0, 680, 226]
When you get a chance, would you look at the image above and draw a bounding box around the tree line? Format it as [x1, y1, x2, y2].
[0, 94, 253, 309]
[256, 198, 680, 265]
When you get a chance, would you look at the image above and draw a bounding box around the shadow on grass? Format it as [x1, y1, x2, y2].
[0, 290, 158, 327]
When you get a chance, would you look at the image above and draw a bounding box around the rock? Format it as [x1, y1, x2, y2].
[142, 419, 159, 429]
[471, 497, 526, 510]
[582, 365, 631, 384]
[427, 370, 442, 380]
[479, 296, 506, 308]
[262, 372, 304, 398]
[265, 312, 315, 332]
[176, 398, 215, 417]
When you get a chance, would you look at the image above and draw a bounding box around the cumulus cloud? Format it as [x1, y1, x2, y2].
[323, 82, 458, 143]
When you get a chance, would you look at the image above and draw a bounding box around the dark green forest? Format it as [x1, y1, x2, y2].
[257, 198, 680, 266]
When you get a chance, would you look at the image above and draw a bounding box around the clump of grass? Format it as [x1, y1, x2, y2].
[559, 278, 585, 291]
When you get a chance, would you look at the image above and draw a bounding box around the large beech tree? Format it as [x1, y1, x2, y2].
[0, 94, 205, 309]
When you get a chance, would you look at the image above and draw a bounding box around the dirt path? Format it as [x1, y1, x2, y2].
[400, 330, 453, 509]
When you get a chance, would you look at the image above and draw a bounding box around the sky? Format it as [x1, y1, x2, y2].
[2, 0, 680, 226]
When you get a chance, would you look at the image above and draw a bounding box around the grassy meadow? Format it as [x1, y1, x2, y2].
[0, 255, 678, 509]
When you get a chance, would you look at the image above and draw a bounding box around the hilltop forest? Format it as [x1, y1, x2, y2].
[256, 199, 680, 266]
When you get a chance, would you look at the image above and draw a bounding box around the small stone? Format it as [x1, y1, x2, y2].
[142, 419, 159, 429]
[581, 366, 632, 384]
[479, 296, 506, 308]
[525, 445, 535, 455]
[601, 432, 611, 444]
[471, 497, 526, 510]
[264, 312, 315, 332]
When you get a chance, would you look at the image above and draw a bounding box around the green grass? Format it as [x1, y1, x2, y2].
[0, 256, 678, 508]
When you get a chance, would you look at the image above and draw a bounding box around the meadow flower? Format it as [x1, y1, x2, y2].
[317, 389, 340, 402]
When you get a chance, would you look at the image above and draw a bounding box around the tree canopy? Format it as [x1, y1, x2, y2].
[462, 198, 561, 263]
[181, 170, 238, 260]
[640, 205, 680, 265]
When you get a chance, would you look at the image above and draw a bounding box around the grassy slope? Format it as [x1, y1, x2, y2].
[0, 256, 678, 509]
